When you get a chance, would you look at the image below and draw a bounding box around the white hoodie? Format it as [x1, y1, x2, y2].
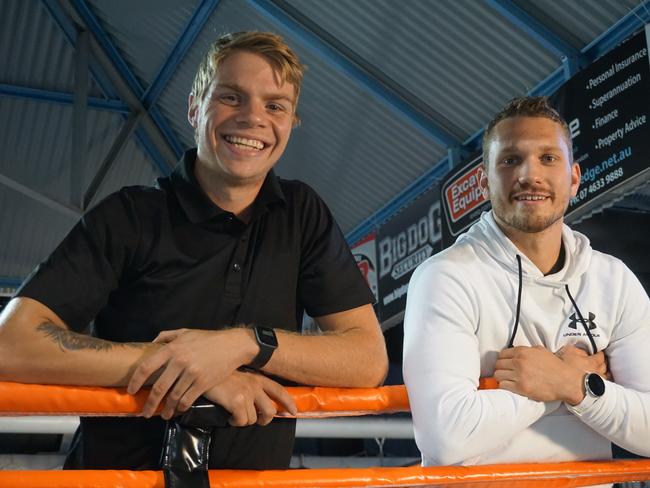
[403, 210, 650, 466]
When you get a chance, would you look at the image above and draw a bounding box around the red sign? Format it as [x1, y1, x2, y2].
[443, 163, 486, 222]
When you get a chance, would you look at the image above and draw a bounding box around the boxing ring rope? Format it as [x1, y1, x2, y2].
[0, 381, 415, 417]
[1, 380, 650, 488]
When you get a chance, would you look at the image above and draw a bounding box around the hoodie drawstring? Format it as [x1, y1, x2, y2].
[565, 284, 598, 354]
[507, 254, 598, 354]
[508, 255, 523, 348]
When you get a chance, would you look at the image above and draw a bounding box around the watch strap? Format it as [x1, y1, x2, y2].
[249, 327, 277, 370]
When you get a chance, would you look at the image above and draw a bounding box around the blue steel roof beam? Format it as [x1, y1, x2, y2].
[447, 146, 472, 170]
[84, 111, 144, 210]
[142, 0, 221, 108]
[72, 29, 90, 209]
[248, 0, 461, 148]
[80, 32, 176, 174]
[71, 0, 185, 159]
[0, 172, 81, 220]
[582, 0, 650, 62]
[149, 106, 184, 158]
[41, 0, 171, 175]
[486, 0, 585, 78]
[71, 0, 143, 97]
[133, 126, 171, 176]
[345, 4, 650, 244]
[0, 83, 128, 113]
[40, 0, 116, 98]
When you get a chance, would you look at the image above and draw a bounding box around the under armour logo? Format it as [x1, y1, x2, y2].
[568, 312, 597, 330]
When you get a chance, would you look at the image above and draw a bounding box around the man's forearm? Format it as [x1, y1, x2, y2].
[404, 332, 559, 464]
[0, 317, 159, 387]
[123, 308, 387, 420]
[261, 326, 387, 387]
[566, 380, 650, 457]
[495, 346, 588, 404]
[566, 318, 650, 457]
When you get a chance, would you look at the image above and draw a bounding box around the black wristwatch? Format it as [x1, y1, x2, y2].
[248, 327, 278, 370]
[584, 373, 606, 398]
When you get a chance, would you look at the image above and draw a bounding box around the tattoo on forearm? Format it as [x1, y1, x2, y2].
[36, 323, 146, 352]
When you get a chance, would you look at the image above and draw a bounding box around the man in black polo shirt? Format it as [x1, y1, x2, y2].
[0, 32, 387, 469]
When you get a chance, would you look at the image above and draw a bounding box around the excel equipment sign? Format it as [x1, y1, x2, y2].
[440, 155, 490, 248]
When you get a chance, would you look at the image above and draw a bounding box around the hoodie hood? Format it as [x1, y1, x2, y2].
[457, 210, 593, 287]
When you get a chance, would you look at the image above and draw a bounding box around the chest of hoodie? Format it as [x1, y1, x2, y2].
[473, 266, 619, 378]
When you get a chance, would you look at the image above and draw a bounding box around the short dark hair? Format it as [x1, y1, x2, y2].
[482, 96, 572, 166]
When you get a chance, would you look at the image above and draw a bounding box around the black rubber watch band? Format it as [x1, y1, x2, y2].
[248, 326, 278, 370]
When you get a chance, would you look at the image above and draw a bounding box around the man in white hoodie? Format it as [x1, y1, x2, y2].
[403, 96, 650, 466]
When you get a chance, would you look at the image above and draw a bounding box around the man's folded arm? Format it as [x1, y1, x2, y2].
[261, 303, 388, 388]
[566, 269, 650, 457]
[0, 296, 158, 387]
[126, 304, 388, 420]
[403, 261, 558, 465]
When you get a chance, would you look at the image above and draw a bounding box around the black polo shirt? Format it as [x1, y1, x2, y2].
[18, 149, 374, 469]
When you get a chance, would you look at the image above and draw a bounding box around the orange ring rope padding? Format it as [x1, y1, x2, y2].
[1, 460, 650, 488]
[0, 379, 497, 418]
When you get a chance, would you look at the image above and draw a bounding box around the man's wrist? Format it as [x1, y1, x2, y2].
[248, 327, 278, 370]
[234, 327, 260, 366]
[565, 374, 605, 416]
[564, 368, 587, 406]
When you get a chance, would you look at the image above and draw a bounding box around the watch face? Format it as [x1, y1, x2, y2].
[257, 327, 278, 348]
[587, 373, 605, 397]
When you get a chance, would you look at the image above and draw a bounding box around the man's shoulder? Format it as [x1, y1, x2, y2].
[586, 247, 635, 281]
[91, 184, 167, 215]
[78, 185, 171, 236]
[275, 177, 333, 219]
[425, 238, 480, 269]
[589, 248, 624, 265]
[116, 183, 166, 202]
[567, 237, 645, 301]
[411, 239, 480, 285]
[276, 177, 320, 201]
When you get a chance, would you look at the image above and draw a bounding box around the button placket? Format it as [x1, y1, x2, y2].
[221, 224, 253, 324]
[233, 229, 249, 271]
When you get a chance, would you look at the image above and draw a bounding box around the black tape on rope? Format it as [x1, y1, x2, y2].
[160, 397, 230, 488]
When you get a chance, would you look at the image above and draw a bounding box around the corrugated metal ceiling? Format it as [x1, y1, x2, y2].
[1, 0, 102, 96]
[520, 0, 643, 47]
[286, 0, 558, 136]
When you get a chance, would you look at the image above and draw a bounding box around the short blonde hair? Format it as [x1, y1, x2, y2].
[190, 31, 305, 127]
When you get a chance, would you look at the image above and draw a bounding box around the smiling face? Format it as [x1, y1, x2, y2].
[188, 50, 296, 187]
[480, 116, 580, 235]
